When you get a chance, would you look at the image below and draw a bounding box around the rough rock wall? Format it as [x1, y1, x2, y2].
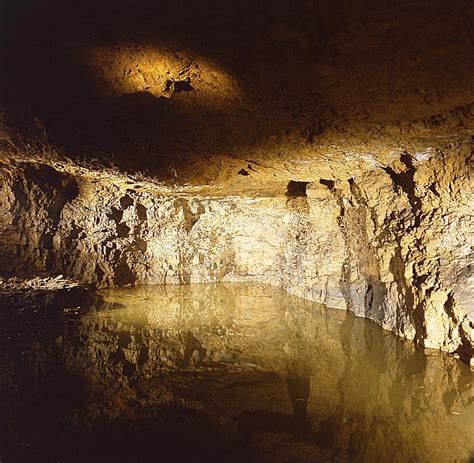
[1, 147, 472, 355]
[0, 160, 345, 300]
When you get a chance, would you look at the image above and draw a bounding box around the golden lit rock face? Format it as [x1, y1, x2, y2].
[2, 0, 473, 189]
[78, 46, 240, 103]
[0, 155, 472, 355]
[0, 0, 473, 358]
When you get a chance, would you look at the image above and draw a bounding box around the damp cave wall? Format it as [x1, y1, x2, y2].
[0, 149, 472, 355]
[0, 0, 473, 361]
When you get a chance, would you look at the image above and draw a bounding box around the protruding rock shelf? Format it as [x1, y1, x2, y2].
[0, 0, 473, 362]
[0, 152, 472, 359]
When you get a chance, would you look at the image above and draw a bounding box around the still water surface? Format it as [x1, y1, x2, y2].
[1, 283, 473, 462]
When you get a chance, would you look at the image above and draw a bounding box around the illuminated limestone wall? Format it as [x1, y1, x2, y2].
[0, 152, 472, 354]
[0, 162, 345, 302]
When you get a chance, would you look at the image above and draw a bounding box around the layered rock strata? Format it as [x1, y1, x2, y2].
[0, 0, 473, 360]
[0, 150, 472, 356]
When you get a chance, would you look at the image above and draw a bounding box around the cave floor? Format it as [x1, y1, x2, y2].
[0, 283, 473, 462]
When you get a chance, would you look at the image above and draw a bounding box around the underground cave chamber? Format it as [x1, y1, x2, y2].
[0, 0, 473, 461]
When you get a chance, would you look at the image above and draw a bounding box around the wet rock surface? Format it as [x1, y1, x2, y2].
[0, 284, 472, 462]
[0, 0, 473, 399]
[0, 155, 472, 356]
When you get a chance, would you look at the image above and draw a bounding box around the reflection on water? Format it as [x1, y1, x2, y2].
[0, 283, 473, 462]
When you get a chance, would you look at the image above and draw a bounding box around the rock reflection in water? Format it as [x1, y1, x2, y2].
[0, 283, 473, 462]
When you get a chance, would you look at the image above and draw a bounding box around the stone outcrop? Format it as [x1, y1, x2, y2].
[0, 147, 472, 356]
[0, 0, 473, 359]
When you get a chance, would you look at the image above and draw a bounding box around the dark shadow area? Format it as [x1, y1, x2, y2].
[383, 153, 422, 227]
[1, 0, 473, 180]
[319, 178, 335, 190]
[286, 180, 309, 197]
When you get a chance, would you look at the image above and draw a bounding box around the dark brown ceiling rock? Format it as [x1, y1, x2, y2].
[1, 0, 473, 191]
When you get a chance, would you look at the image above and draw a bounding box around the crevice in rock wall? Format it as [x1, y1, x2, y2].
[177, 198, 205, 233]
[378, 153, 435, 348]
[238, 168, 250, 176]
[114, 260, 136, 286]
[334, 192, 355, 311]
[389, 246, 415, 339]
[456, 318, 473, 365]
[286, 181, 310, 198]
[443, 292, 473, 365]
[443, 291, 457, 325]
[347, 179, 386, 322]
[412, 301, 428, 349]
[4, 164, 79, 277]
[319, 179, 335, 190]
[324, 177, 386, 322]
[136, 203, 147, 222]
[0, 153, 472, 358]
[174, 198, 207, 283]
[383, 153, 422, 228]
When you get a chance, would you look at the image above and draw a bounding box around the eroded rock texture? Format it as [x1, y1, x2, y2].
[1, 152, 472, 355]
[0, 0, 473, 357]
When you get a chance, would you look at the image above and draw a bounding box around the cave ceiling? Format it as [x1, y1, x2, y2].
[1, 0, 473, 194]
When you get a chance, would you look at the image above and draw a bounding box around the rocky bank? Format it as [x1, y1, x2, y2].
[0, 0, 473, 359]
